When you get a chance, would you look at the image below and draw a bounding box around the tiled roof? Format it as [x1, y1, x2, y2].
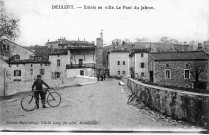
[45, 40, 68, 45]
[134, 42, 194, 52]
[1, 39, 35, 53]
[149, 51, 209, 61]
[110, 48, 129, 53]
[129, 48, 150, 56]
[49, 49, 68, 55]
[35, 46, 50, 59]
[67, 41, 95, 50]
[8, 58, 50, 64]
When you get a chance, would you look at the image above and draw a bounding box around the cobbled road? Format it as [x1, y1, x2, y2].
[0, 79, 205, 132]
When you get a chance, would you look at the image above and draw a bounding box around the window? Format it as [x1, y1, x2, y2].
[123, 61, 125, 65]
[55, 72, 61, 78]
[14, 79, 21, 81]
[13, 55, 20, 60]
[57, 60, 60, 66]
[166, 64, 169, 68]
[123, 71, 125, 74]
[141, 53, 144, 57]
[40, 69, 45, 75]
[14, 70, 21, 76]
[30, 69, 33, 75]
[141, 63, 145, 68]
[31, 64, 33, 67]
[117, 61, 120, 65]
[80, 70, 84, 76]
[184, 69, 190, 79]
[141, 72, 145, 77]
[165, 69, 171, 79]
[118, 71, 120, 75]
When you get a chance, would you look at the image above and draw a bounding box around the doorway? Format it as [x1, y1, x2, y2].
[149, 71, 154, 82]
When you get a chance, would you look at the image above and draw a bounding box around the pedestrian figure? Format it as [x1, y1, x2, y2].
[97, 74, 100, 81]
[32, 75, 50, 109]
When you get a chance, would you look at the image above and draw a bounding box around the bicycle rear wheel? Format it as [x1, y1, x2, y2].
[21, 95, 36, 111]
[47, 92, 61, 107]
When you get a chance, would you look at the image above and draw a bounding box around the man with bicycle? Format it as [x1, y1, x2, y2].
[32, 75, 50, 109]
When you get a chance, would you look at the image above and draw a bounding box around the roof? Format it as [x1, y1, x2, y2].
[149, 51, 209, 61]
[109, 48, 129, 53]
[49, 49, 68, 55]
[129, 48, 150, 56]
[35, 46, 50, 59]
[8, 58, 50, 64]
[134, 42, 194, 52]
[67, 41, 95, 50]
[1, 39, 35, 53]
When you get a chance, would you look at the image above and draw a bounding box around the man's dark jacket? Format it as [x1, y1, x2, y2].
[32, 79, 49, 91]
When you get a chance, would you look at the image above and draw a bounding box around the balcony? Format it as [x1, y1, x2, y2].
[66, 63, 95, 69]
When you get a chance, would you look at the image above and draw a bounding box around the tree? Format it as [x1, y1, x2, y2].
[135, 38, 147, 42]
[0, 1, 20, 40]
[189, 63, 207, 89]
[169, 39, 178, 44]
[159, 37, 169, 44]
[123, 39, 131, 43]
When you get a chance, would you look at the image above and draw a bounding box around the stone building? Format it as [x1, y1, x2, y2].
[0, 39, 35, 61]
[129, 49, 150, 80]
[107, 49, 130, 77]
[112, 39, 122, 49]
[148, 51, 209, 89]
[45, 37, 68, 50]
[8, 57, 51, 82]
[49, 41, 96, 78]
[49, 49, 70, 79]
[0, 58, 10, 96]
[95, 31, 104, 76]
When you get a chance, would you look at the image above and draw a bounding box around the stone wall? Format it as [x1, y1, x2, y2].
[3, 76, 97, 96]
[125, 78, 209, 128]
[153, 60, 208, 89]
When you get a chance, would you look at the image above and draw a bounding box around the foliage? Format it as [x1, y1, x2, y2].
[189, 63, 206, 82]
[159, 37, 179, 44]
[0, 2, 19, 40]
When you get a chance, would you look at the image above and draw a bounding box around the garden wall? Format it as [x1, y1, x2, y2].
[124, 78, 209, 128]
[3, 75, 97, 96]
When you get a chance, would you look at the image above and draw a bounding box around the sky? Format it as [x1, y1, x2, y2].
[3, 0, 209, 46]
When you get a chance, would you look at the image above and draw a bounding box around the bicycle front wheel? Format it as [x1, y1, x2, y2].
[21, 95, 36, 111]
[47, 92, 61, 107]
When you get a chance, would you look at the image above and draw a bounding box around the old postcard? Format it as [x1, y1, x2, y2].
[0, 0, 209, 133]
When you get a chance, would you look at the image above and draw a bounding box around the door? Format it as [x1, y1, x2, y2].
[79, 59, 83, 68]
[149, 71, 154, 82]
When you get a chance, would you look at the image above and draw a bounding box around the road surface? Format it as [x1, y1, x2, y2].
[0, 79, 204, 132]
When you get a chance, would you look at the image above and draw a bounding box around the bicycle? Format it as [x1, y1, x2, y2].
[127, 86, 150, 105]
[21, 88, 61, 111]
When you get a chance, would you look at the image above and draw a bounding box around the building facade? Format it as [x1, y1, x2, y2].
[66, 43, 96, 78]
[108, 50, 130, 77]
[95, 31, 104, 76]
[49, 49, 70, 79]
[8, 58, 51, 82]
[130, 49, 149, 80]
[148, 51, 209, 89]
[0, 39, 35, 61]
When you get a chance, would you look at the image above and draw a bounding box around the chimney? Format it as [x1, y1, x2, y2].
[48, 39, 49, 42]
[78, 37, 79, 41]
